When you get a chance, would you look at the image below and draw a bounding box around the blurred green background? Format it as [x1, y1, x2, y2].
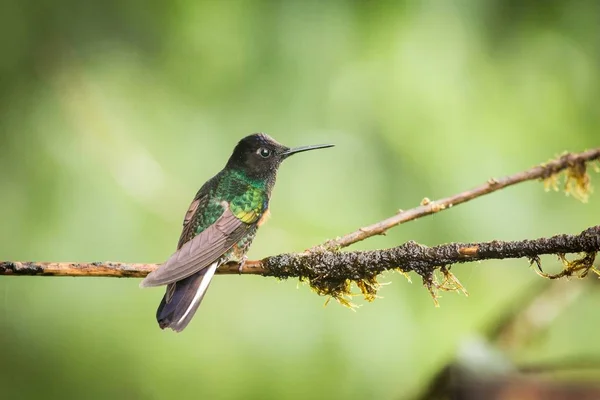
[0, 1, 599, 399]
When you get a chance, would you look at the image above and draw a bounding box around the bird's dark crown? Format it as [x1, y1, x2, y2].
[225, 133, 289, 180]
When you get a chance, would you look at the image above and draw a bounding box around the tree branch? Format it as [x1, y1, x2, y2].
[1, 226, 598, 305]
[319, 148, 600, 250]
[1, 148, 598, 305]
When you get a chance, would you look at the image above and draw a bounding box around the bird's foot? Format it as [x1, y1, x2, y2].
[238, 256, 248, 274]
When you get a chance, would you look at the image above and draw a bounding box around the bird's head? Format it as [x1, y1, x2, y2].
[226, 133, 334, 180]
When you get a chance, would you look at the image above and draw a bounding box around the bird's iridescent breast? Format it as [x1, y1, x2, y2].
[224, 180, 268, 262]
[230, 185, 268, 223]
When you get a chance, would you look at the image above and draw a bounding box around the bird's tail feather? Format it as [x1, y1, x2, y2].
[156, 261, 218, 332]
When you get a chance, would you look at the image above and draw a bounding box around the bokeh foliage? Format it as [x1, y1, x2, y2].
[0, 1, 599, 399]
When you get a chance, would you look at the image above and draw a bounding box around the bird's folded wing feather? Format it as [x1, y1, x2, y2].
[140, 205, 250, 287]
[177, 196, 201, 250]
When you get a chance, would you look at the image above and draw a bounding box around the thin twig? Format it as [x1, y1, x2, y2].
[318, 148, 600, 250]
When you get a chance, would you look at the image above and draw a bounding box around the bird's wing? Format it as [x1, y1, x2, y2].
[177, 194, 204, 250]
[140, 202, 252, 287]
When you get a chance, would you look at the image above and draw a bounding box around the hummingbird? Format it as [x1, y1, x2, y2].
[140, 133, 334, 332]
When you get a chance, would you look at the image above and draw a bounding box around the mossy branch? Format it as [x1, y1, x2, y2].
[1, 226, 598, 306]
[1, 148, 599, 306]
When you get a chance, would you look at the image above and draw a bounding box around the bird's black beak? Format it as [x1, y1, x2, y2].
[281, 143, 334, 158]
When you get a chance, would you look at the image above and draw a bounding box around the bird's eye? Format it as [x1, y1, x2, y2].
[257, 147, 272, 158]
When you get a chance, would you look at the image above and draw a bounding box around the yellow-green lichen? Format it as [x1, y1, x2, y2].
[542, 153, 596, 203]
[420, 266, 469, 307]
[307, 274, 382, 310]
[536, 252, 598, 279]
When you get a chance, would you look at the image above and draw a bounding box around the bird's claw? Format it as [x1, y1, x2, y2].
[238, 256, 248, 274]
